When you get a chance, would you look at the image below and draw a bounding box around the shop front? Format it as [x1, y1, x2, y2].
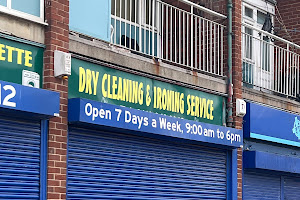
[67, 58, 243, 199]
[0, 80, 59, 199]
[243, 102, 300, 199]
[0, 36, 59, 199]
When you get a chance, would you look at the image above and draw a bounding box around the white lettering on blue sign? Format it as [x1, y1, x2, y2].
[85, 102, 111, 121]
[125, 110, 149, 129]
[82, 102, 242, 146]
[160, 117, 182, 133]
[0, 83, 16, 108]
[226, 130, 241, 144]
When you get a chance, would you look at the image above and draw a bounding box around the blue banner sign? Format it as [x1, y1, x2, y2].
[69, 98, 243, 148]
[244, 102, 300, 147]
[0, 80, 60, 117]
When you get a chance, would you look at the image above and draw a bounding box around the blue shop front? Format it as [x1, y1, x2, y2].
[243, 102, 300, 199]
[0, 36, 60, 199]
[0, 80, 59, 199]
[66, 58, 243, 199]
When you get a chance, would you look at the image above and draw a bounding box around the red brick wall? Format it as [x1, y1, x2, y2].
[276, 0, 300, 56]
[44, 0, 69, 199]
[276, 0, 300, 46]
[232, 0, 243, 199]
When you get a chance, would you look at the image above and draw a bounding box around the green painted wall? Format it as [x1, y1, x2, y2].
[0, 37, 43, 87]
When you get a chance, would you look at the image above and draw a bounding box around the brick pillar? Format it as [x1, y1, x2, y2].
[44, 0, 69, 199]
[232, 0, 243, 199]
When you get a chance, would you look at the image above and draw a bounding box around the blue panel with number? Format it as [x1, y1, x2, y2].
[68, 98, 243, 148]
[0, 80, 60, 117]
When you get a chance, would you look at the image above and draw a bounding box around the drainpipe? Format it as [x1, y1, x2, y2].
[227, 0, 233, 127]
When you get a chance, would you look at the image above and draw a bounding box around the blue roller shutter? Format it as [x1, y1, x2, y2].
[284, 176, 300, 200]
[244, 170, 281, 200]
[67, 127, 227, 200]
[0, 116, 41, 199]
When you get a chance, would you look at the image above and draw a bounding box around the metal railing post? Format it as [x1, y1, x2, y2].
[190, 5, 193, 70]
[157, 0, 161, 59]
[286, 44, 290, 96]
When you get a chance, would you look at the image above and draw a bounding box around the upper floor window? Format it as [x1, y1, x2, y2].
[244, 7, 253, 19]
[257, 11, 267, 25]
[0, 0, 44, 23]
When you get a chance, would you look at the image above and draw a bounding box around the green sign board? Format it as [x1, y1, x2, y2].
[0, 37, 43, 88]
[69, 58, 225, 125]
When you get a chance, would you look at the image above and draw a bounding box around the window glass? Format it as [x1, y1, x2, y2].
[243, 27, 253, 84]
[245, 7, 253, 18]
[11, 0, 40, 17]
[244, 27, 253, 59]
[257, 11, 266, 25]
[0, 0, 7, 6]
[262, 37, 270, 71]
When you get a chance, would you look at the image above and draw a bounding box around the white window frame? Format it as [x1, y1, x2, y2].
[242, 3, 255, 65]
[242, 0, 275, 89]
[243, 5, 255, 23]
[0, 0, 46, 25]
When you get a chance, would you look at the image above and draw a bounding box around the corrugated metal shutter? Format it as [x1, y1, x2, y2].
[284, 176, 300, 200]
[0, 116, 41, 199]
[67, 127, 227, 200]
[243, 170, 281, 200]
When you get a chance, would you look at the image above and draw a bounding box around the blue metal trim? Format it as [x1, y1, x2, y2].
[242, 160, 244, 200]
[0, 33, 45, 48]
[66, 123, 69, 198]
[226, 151, 232, 200]
[40, 120, 48, 200]
[250, 132, 300, 147]
[244, 151, 300, 174]
[231, 149, 238, 200]
[280, 176, 284, 200]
